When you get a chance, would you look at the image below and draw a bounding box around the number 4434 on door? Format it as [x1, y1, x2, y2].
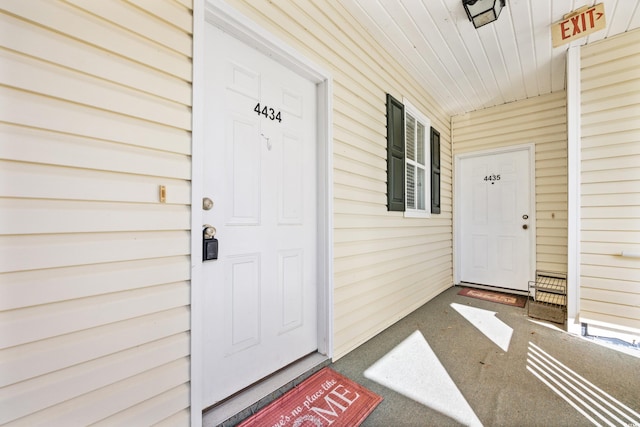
[254, 102, 282, 123]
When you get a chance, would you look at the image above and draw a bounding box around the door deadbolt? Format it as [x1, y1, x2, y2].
[522, 214, 529, 220]
[203, 197, 214, 211]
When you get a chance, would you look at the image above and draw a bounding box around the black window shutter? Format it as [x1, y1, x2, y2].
[430, 127, 441, 214]
[386, 94, 405, 211]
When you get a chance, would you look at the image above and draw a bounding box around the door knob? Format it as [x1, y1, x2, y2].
[522, 224, 528, 230]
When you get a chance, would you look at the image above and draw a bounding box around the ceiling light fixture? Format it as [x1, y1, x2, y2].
[463, 0, 506, 28]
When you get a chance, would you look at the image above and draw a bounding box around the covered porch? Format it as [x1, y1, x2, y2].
[216, 286, 639, 426]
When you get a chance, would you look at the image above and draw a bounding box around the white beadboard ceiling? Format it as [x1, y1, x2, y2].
[339, 0, 640, 116]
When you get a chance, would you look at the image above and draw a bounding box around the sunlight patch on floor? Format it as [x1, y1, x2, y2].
[527, 342, 640, 426]
[451, 303, 513, 352]
[364, 330, 483, 427]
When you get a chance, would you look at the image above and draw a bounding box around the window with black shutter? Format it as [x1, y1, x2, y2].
[386, 94, 405, 211]
[386, 94, 434, 217]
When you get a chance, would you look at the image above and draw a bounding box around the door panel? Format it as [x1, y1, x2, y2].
[459, 148, 532, 291]
[202, 23, 318, 407]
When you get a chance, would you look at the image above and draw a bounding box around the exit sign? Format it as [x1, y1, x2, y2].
[552, 3, 606, 48]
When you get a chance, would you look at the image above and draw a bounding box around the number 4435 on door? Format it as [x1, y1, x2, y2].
[254, 102, 282, 123]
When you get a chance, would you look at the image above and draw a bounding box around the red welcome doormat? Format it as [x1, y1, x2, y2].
[458, 287, 527, 308]
[237, 367, 382, 427]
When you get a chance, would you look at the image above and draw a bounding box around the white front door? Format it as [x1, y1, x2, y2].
[202, 23, 318, 407]
[458, 147, 533, 291]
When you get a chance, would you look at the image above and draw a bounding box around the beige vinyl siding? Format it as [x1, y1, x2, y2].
[223, 0, 453, 360]
[579, 28, 640, 332]
[452, 91, 568, 274]
[0, 1, 192, 425]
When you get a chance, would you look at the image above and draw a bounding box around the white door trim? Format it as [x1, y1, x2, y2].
[453, 143, 536, 288]
[566, 45, 582, 335]
[191, 0, 334, 424]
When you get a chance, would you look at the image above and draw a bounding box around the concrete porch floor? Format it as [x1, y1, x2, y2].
[220, 285, 639, 426]
[330, 286, 640, 426]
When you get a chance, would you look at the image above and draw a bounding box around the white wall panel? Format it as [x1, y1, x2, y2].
[0, 0, 192, 423]
[579, 29, 640, 333]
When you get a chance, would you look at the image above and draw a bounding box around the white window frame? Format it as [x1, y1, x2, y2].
[403, 98, 431, 218]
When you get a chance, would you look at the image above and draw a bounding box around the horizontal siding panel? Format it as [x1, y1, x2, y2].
[580, 65, 640, 93]
[0, 1, 193, 424]
[334, 155, 385, 183]
[0, 49, 191, 130]
[333, 170, 385, 196]
[334, 116, 386, 156]
[581, 193, 640, 207]
[580, 29, 640, 67]
[334, 237, 450, 265]
[0, 13, 191, 105]
[0, 257, 190, 310]
[579, 311, 640, 333]
[453, 108, 565, 140]
[0, 161, 190, 204]
[0, 282, 189, 349]
[0, 199, 190, 235]
[2, 86, 191, 154]
[0, 232, 190, 273]
[334, 242, 439, 275]
[581, 168, 640, 183]
[127, 0, 193, 33]
[334, 185, 385, 206]
[153, 409, 191, 427]
[581, 264, 640, 282]
[582, 117, 640, 137]
[582, 141, 640, 160]
[1, 0, 191, 80]
[65, 0, 192, 55]
[581, 276, 640, 294]
[10, 358, 190, 426]
[537, 235, 568, 246]
[581, 253, 640, 269]
[582, 155, 640, 171]
[334, 213, 447, 229]
[537, 202, 568, 213]
[451, 92, 566, 127]
[582, 86, 640, 114]
[582, 104, 640, 130]
[582, 205, 640, 219]
[334, 272, 451, 358]
[0, 333, 189, 424]
[537, 262, 566, 272]
[581, 218, 640, 231]
[333, 137, 385, 168]
[92, 384, 190, 427]
[0, 124, 190, 179]
[1, 307, 189, 386]
[453, 125, 566, 154]
[335, 253, 451, 296]
[582, 230, 640, 244]
[580, 52, 640, 83]
[336, 255, 451, 312]
[582, 241, 640, 255]
[580, 301, 640, 329]
[334, 226, 451, 243]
